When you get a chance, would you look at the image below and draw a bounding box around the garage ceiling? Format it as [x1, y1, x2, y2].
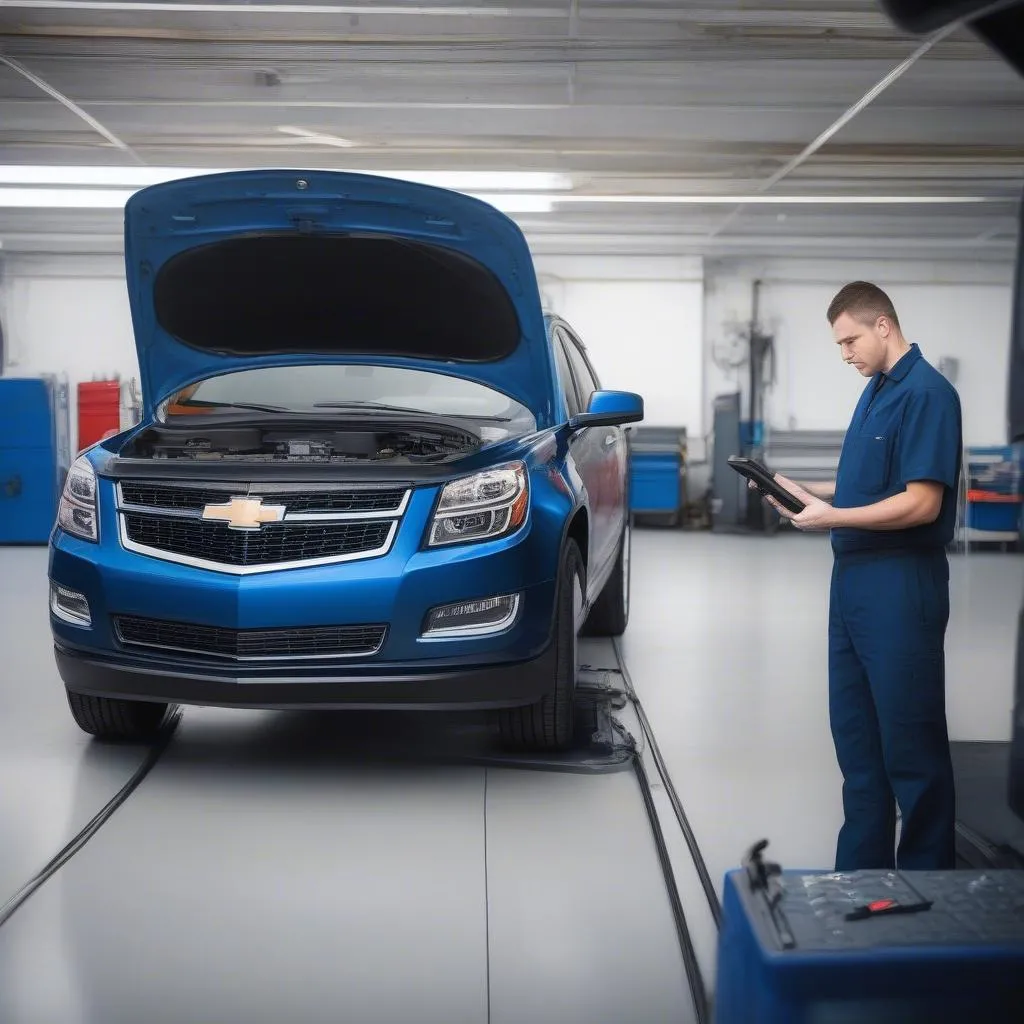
[0, 0, 1022, 259]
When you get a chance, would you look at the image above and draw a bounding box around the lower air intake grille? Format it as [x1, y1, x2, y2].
[122, 513, 392, 567]
[113, 615, 387, 660]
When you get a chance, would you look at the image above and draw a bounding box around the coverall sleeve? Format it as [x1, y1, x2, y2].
[898, 387, 961, 489]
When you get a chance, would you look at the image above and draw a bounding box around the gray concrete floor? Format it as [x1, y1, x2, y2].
[1, 530, 1020, 1022]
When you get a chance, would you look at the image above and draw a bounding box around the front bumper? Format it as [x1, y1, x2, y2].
[49, 478, 564, 662]
[55, 637, 556, 711]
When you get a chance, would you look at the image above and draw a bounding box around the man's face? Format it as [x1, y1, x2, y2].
[831, 310, 890, 377]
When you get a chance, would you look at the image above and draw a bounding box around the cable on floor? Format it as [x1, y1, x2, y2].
[606, 638, 724, 929]
[608, 715, 710, 1024]
[0, 707, 183, 930]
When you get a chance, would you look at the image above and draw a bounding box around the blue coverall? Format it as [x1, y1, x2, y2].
[829, 343, 962, 872]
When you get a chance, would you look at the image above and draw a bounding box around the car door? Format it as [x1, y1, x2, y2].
[556, 326, 621, 577]
[552, 328, 601, 583]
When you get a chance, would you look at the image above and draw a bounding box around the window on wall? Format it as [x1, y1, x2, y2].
[558, 327, 600, 409]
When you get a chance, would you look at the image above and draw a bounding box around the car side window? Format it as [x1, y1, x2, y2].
[553, 331, 581, 418]
[560, 328, 600, 410]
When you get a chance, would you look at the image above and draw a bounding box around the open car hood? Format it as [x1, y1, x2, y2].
[123, 169, 554, 422]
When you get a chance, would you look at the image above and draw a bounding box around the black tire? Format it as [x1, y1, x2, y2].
[66, 690, 171, 741]
[497, 539, 584, 751]
[582, 516, 630, 637]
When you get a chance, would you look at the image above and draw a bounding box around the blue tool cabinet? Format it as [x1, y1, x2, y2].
[715, 859, 1024, 1023]
[961, 445, 1024, 547]
[0, 375, 71, 543]
[628, 426, 685, 526]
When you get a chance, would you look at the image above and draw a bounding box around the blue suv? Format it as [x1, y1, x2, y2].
[48, 170, 643, 751]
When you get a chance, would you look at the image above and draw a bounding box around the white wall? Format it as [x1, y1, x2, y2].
[1, 255, 138, 449]
[533, 254, 705, 434]
[2, 255, 136, 377]
[704, 257, 1016, 448]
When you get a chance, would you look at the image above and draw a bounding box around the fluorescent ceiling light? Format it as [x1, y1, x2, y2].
[391, 171, 571, 192]
[0, 184, 991, 213]
[275, 126, 357, 148]
[0, 4, 551, 15]
[551, 194, 1000, 205]
[0, 166, 212, 186]
[0, 165, 571, 192]
[475, 194, 553, 213]
[0, 188, 137, 208]
[0, 186, 552, 214]
[9, 168, 985, 203]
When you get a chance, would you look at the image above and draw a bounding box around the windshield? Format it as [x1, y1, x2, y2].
[158, 364, 538, 437]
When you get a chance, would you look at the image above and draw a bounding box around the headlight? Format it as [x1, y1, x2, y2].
[427, 462, 529, 547]
[57, 456, 99, 542]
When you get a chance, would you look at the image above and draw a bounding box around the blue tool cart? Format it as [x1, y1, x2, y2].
[0, 375, 71, 543]
[960, 444, 1024, 550]
[715, 840, 1024, 1023]
[628, 426, 685, 526]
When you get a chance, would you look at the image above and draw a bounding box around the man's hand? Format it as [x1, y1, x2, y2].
[749, 473, 836, 531]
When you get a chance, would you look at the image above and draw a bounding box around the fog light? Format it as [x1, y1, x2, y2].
[422, 593, 520, 638]
[50, 583, 92, 627]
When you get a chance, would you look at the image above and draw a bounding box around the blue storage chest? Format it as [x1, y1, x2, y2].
[716, 859, 1024, 1023]
[628, 426, 685, 525]
[0, 375, 71, 543]
[966, 500, 1020, 532]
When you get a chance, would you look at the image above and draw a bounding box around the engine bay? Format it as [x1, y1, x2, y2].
[121, 421, 481, 464]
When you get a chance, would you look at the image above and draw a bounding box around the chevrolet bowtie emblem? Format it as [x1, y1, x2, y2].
[201, 496, 286, 531]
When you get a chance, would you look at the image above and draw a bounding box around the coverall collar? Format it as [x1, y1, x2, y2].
[882, 342, 921, 382]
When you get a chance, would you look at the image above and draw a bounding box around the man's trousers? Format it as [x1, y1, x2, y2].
[828, 548, 957, 871]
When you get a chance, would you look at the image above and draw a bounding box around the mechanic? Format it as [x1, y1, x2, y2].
[759, 281, 962, 872]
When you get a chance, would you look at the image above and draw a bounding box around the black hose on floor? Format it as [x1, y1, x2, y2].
[615, 715, 711, 1024]
[610, 637, 724, 929]
[0, 707, 183, 930]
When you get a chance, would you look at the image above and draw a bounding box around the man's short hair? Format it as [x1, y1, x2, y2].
[826, 281, 900, 328]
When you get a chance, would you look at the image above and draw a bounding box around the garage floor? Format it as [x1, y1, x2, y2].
[1, 530, 1020, 1022]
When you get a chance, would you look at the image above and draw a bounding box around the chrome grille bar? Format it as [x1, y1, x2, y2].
[115, 479, 410, 574]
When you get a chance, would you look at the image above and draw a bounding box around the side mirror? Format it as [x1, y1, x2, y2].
[569, 390, 644, 430]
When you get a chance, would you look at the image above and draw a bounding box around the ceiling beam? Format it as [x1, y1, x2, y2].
[0, 52, 142, 161]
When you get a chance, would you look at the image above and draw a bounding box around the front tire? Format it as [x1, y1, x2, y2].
[66, 690, 171, 741]
[497, 539, 583, 751]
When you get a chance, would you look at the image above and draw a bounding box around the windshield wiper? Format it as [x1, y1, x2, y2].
[313, 401, 511, 422]
[313, 401, 432, 414]
[178, 400, 291, 414]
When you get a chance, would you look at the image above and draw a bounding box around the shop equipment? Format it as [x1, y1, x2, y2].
[0, 375, 71, 543]
[715, 840, 1024, 1023]
[628, 426, 686, 526]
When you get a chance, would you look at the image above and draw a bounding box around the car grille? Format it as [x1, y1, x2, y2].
[116, 479, 409, 572]
[113, 615, 387, 660]
[122, 513, 392, 567]
[119, 482, 408, 515]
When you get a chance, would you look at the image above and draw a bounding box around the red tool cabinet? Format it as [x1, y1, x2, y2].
[77, 380, 121, 452]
